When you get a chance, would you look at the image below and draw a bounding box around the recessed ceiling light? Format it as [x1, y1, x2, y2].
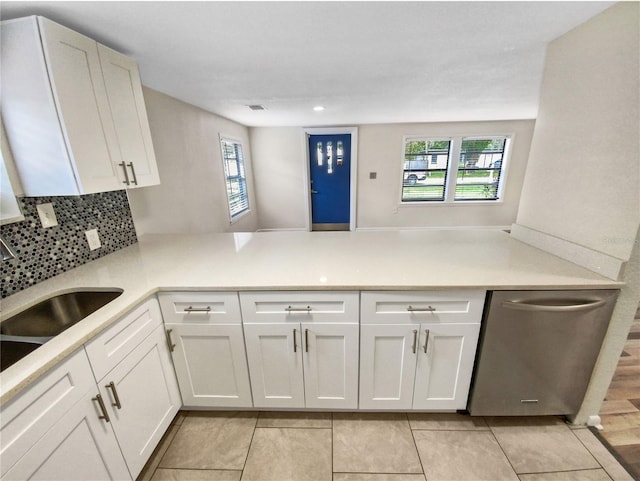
[313, 106, 325, 112]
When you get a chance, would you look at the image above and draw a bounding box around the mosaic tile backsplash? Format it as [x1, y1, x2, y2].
[1, 190, 137, 298]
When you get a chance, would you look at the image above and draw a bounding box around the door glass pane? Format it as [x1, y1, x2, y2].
[327, 141, 333, 174]
[317, 142, 323, 166]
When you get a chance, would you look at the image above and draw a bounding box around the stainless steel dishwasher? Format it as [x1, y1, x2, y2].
[467, 289, 619, 416]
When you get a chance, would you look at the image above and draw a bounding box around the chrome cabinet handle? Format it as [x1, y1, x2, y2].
[305, 329, 310, 352]
[501, 299, 607, 313]
[106, 381, 122, 409]
[119, 162, 130, 185]
[184, 306, 212, 313]
[293, 328, 298, 353]
[411, 329, 418, 354]
[407, 305, 436, 312]
[286, 305, 312, 312]
[127, 162, 138, 185]
[423, 329, 430, 354]
[165, 329, 176, 352]
[92, 393, 110, 423]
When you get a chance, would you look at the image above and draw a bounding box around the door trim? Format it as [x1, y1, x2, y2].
[302, 127, 358, 232]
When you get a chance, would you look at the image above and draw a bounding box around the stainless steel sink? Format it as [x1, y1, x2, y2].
[0, 289, 123, 371]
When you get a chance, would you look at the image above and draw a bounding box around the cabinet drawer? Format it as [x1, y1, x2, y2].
[85, 297, 162, 380]
[240, 291, 359, 324]
[158, 292, 241, 324]
[361, 290, 486, 324]
[0, 349, 96, 476]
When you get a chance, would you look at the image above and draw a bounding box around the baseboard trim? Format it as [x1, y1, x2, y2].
[355, 225, 512, 232]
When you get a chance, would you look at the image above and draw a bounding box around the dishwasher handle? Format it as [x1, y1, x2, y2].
[501, 298, 607, 313]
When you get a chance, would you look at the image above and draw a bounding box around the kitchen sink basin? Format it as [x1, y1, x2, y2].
[1, 340, 42, 372]
[0, 289, 123, 371]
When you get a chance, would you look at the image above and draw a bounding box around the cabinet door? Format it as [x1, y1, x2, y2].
[359, 324, 418, 410]
[38, 17, 121, 194]
[243, 323, 304, 408]
[98, 45, 159, 188]
[97, 326, 180, 479]
[2, 390, 131, 481]
[167, 323, 252, 408]
[302, 323, 359, 409]
[412, 323, 480, 410]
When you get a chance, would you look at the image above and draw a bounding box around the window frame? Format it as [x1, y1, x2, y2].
[400, 134, 512, 205]
[219, 135, 250, 223]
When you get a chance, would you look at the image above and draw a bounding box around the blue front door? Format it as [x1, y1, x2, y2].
[309, 134, 351, 230]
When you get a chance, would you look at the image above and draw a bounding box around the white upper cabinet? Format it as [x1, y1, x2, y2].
[98, 45, 159, 188]
[0, 16, 159, 196]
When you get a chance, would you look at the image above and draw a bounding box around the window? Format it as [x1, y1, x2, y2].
[220, 137, 249, 220]
[402, 139, 451, 201]
[401, 135, 509, 203]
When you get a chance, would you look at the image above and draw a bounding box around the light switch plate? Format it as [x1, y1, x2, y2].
[36, 203, 58, 228]
[85, 229, 101, 250]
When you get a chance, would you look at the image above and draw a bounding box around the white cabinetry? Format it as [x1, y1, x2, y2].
[98, 45, 159, 187]
[0, 16, 158, 196]
[85, 298, 180, 479]
[0, 349, 131, 481]
[240, 291, 360, 409]
[159, 292, 252, 408]
[359, 290, 485, 410]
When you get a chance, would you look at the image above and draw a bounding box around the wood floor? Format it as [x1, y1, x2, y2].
[598, 305, 640, 480]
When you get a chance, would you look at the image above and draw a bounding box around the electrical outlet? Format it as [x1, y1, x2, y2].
[85, 229, 101, 250]
[36, 203, 58, 228]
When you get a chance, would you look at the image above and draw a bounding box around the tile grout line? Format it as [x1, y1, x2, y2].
[408, 418, 428, 480]
[486, 420, 522, 479]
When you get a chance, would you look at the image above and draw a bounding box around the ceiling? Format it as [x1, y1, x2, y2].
[1, 1, 614, 127]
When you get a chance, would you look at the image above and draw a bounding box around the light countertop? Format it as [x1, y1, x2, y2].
[0, 230, 622, 403]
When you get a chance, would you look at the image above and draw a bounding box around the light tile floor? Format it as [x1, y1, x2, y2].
[138, 412, 635, 481]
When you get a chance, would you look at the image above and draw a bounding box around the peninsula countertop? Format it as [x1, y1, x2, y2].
[0, 229, 622, 403]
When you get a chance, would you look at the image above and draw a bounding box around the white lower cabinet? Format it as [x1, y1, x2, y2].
[359, 290, 484, 411]
[0, 349, 131, 481]
[243, 322, 359, 409]
[158, 292, 252, 408]
[240, 291, 360, 410]
[2, 390, 131, 481]
[166, 323, 252, 407]
[243, 323, 304, 408]
[86, 298, 181, 480]
[359, 323, 480, 410]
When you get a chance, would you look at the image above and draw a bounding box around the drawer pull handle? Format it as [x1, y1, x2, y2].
[520, 399, 539, 403]
[286, 305, 312, 312]
[423, 329, 430, 354]
[106, 381, 122, 409]
[407, 305, 436, 312]
[119, 162, 130, 185]
[184, 306, 211, 313]
[127, 162, 138, 185]
[93, 394, 110, 423]
[166, 329, 176, 352]
[293, 328, 298, 353]
[412, 329, 418, 354]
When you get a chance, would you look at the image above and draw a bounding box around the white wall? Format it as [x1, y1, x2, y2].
[249, 127, 308, 230]
[357, 120, 534, 229]
[509, 2, 640, 425]
[250, 120, 535, 231]
[515, 2, 639, 262]
[128, 87, 258, 234]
